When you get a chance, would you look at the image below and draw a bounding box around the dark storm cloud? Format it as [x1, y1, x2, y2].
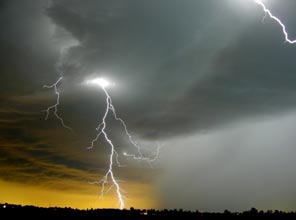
[2, 0, 296, 142]
[0, 0, 61, 97]
[155, 24, 296, 136]
[44, 0, 296, 139]
[44, 0, 228, 136]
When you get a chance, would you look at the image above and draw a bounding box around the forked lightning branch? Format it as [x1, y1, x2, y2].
[44, 77, 160, 209]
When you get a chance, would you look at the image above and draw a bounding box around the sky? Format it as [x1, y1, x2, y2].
[1, 0, 296, 212]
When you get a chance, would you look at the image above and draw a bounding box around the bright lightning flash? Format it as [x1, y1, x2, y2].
[86, 77, 160, 210]
[86, 78, 111, 88]
[43, 77, 72, 131]
[254, 0, 296, 44]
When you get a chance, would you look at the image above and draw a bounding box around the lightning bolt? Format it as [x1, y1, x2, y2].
[86, 78, 160, 209]
[123, 142, 162, 165]
[43, 39, 79, 130]
[254, 0, 296, 44]
[43, 77, 72, 131]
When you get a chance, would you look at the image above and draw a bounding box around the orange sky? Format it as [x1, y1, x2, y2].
[0, 179, 157, 209]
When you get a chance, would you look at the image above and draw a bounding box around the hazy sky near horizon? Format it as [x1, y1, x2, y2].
[2, 0, 296, 211]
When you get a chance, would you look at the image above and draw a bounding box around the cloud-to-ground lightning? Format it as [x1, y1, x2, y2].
[86, 77, 160, 209]
[254, 0, 296, 44]
[43, 77, 72, 131]
[43, 71, 160, 209]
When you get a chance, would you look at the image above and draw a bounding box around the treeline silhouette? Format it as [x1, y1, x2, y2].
[1, 203, 296, 219]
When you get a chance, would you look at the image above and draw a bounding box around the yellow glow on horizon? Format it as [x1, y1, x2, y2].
[0, 179, 157, 209]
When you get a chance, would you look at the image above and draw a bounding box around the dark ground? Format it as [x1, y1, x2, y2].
[1, 203, 295, 220]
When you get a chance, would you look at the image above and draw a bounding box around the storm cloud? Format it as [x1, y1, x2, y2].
[1, 0, 296, 211]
